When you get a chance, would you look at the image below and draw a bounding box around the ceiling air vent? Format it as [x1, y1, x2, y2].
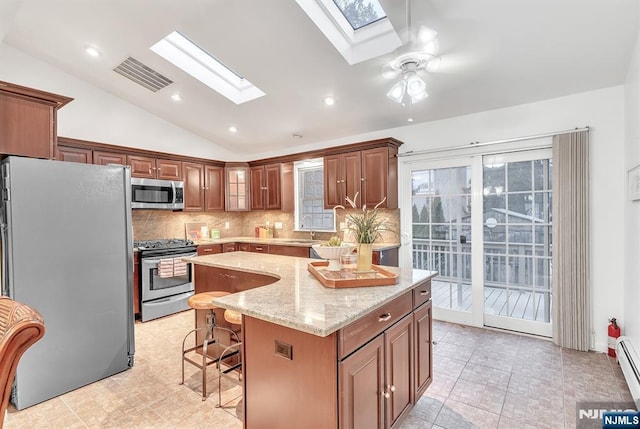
[113, 57, 172, 92]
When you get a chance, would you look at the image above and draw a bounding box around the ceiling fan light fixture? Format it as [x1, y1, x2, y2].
[386, 79, 406, 103]
[406, 73, 425, 96]
[417, 27, 438, 45]
[409, 88, 428, 104]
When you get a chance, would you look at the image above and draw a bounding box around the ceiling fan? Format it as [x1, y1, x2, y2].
[383, 0, 440, 105]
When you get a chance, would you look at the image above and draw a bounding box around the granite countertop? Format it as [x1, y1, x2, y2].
[182, 252, 436, 337]
[193, 236, 401, 250]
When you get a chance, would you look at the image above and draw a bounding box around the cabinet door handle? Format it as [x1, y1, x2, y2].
[381, 390, 390, 399]
[203, 248, 213, 252]
[378, 313, 392, 322]
[420, 290, 429, 296]
[255, 247, 263, 251]
[360, 177, 365, 181]
[389, 384, 396, 392]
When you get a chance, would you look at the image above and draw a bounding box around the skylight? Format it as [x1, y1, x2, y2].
[296, 0, 401, 65]
[150, 31, 265, 105]
[332, 0, 386, 30]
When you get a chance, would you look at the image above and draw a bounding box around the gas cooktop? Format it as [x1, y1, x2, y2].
[134, 239, 195, 250]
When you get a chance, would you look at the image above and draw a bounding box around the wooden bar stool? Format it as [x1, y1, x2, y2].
[217, 309, 243, 416]
[180, 291, 236, 401]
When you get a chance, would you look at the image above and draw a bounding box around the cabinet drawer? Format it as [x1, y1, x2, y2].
[197, 244, 222, 255]
[338, 291, 412, 359]
[412, 279, 432, 309]
[222, 242, 237, 252]
[250, 244, 268, 253]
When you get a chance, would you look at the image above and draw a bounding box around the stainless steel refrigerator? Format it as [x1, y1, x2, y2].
[0, 156, 135, 410]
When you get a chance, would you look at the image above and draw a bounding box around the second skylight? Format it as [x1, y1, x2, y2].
[151, 31, 265, 105]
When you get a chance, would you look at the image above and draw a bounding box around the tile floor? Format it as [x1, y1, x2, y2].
[5, 311, 634, 428]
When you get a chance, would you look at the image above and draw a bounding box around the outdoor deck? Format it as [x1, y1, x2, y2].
[432, 280, 551, 322]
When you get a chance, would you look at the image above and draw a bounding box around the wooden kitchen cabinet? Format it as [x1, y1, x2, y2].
[340, 313, 412, 429]
[225, 165, 250, 211]
[0, 80, 72, 159]
[324, 146, 398, 209]
[183, 162, 224, 211]
[56, 145, 92, 163]
[413, 300, 432, 400]
[128, 155, 182, 180]
[268, 244, 310, 258]
[222, 242, 237, 252]
[93, 150, 127, 166]
[250, 163, 281, 210]
[197, 243, 223, 255]
[324, 152, 361, 207]
[339, 335, 385, 429]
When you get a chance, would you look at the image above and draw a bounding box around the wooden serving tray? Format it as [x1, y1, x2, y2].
[307, 261, 399, 288]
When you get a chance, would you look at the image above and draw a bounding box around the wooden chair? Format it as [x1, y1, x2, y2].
[0, 296, 45, 428]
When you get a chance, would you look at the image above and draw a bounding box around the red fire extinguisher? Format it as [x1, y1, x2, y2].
[608, 318, 621, 358]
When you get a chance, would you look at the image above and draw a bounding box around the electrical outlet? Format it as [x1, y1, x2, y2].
[275, 222, 283, 230]
[224, 221, 230, 229]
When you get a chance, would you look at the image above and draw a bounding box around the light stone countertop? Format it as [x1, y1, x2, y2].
[182, 252, 436, 337]
[193, 236, 400, 251]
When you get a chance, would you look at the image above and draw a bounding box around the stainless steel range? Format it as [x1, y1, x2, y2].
[134, 239, 197, 322]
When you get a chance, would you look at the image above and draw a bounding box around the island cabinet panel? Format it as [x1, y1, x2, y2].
[339, 334, 385, 429]
[338, 292, 412, 359]
[56, 146, 92, 163]
[93, 151, 127, 166]
[339, 313, 413, 429]
[384, 315, 413, 429]
[244, 316, 338, 429]
[413, 300, 432, 400]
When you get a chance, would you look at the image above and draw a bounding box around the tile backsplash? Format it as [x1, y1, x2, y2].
[132, 208, 400, 244]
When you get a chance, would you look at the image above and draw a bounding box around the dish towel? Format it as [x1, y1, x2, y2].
[173, 258, 188, 276]
[157, 258, 175, 278]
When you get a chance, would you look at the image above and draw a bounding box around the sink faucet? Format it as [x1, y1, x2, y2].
[302, 214, 316, 240]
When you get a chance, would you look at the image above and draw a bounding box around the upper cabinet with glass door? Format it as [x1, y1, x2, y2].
[225, 165, 250, 211]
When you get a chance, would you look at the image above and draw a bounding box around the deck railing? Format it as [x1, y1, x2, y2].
[413, 238, 552, 322]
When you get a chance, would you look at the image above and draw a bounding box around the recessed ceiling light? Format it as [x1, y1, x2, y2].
[324, 96, 335, 106]
[292, 133, 303, 139]
[229, 126, 238, 133]
[85, 46, 101, 57]
[171, 93, 182, 102]
[407, 117, 414, 122]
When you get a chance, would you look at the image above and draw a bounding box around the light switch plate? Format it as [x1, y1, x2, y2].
[275, 222, 283, 230]
[224, 221, 230, 229]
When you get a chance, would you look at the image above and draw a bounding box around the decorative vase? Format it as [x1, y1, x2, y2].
[356, 243, 373, 272]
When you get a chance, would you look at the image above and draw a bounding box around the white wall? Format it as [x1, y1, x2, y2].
[0, 44, 236, 160]
[624, 14, 640, 348]
[282, 87, 626, 352]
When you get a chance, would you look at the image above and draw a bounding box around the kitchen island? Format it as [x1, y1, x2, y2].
[183, 252, 436, 429]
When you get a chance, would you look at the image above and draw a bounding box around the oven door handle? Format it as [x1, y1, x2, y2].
[141, 252, 197, 265]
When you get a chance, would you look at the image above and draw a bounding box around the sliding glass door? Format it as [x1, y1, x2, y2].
[409, 159, 474, 325]
[403, 149, 553, 336]
[482, 151, 552, 336]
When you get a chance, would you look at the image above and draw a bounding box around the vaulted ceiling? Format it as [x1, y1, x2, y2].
[1, 0, 637, 156]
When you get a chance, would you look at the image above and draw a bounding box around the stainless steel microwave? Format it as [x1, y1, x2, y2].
[131, 178, 184, 210]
